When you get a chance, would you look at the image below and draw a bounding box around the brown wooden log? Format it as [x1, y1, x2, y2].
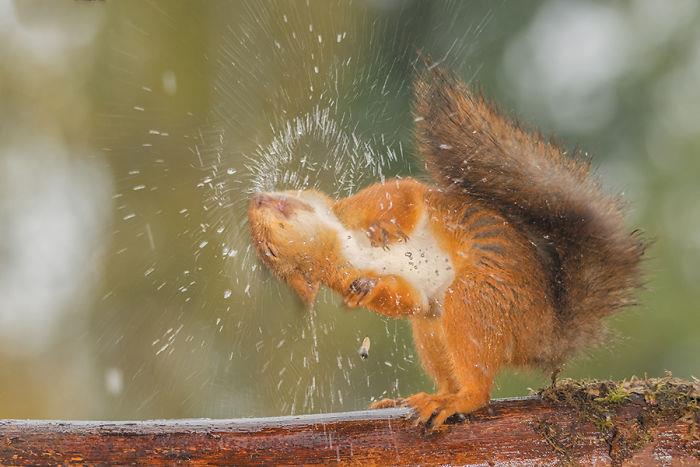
[1, 378, 698, 465]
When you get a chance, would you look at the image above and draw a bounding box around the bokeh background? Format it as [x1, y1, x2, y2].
[1, 0, 698, 420]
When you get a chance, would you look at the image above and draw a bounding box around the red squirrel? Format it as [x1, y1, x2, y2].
[247, 67, 646, 429]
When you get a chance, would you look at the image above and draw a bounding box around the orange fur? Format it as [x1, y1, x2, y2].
[247, 66, 645, 429]
[249, 179, 558, 427]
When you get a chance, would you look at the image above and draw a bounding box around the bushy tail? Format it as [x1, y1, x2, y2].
[415, 67, 646, 360]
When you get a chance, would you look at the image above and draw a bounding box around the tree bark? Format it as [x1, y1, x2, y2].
[1, 378, 698, 465]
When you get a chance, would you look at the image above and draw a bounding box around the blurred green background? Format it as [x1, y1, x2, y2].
[0, 0, 698, 420]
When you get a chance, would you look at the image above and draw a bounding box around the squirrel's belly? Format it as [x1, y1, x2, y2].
[340, 214, 456, 300]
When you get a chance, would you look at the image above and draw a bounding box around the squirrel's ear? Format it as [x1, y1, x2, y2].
[287, 273, 320, 307]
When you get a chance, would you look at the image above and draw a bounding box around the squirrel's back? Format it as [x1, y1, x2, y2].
[415, 68, 646, 364]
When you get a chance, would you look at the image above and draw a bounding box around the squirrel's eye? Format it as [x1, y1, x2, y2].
[265, 244, 279, 260]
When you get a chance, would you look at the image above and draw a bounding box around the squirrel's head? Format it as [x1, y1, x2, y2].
[247, 189, 339, 306]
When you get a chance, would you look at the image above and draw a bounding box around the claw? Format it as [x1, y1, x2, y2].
[345, 277, 377, 308]
[367, 221, 409, 249]
[369, 397, 404, 409]
[401, 391, 484, 431]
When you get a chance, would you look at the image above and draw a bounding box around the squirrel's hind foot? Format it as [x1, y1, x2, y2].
[368, 397, 404, 409]
[403, 391, 486, 430]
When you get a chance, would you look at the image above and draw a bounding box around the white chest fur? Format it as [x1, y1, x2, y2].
[343, 215, 455, 299]
[305, 198, 456, 301]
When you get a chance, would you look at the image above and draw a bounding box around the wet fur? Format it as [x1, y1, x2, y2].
[415, 68, 647, 364]
[248, 67, 646, 428]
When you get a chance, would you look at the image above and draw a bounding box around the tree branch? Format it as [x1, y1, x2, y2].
[1, 377, 698, 465]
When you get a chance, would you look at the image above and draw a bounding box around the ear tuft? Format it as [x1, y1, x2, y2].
[287, 272, 320, 307]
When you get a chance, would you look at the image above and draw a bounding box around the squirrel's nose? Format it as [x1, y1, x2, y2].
[252, 193, 269, 209]
[252, 193, 289, 214]
[253, 193, 278, 209]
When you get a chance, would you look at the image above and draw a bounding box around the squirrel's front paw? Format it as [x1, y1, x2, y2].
[345, 277, 378, 308]
[367, 221, 408, 250]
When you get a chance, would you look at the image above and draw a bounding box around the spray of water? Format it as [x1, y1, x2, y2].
[103, 0, 498, 417]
